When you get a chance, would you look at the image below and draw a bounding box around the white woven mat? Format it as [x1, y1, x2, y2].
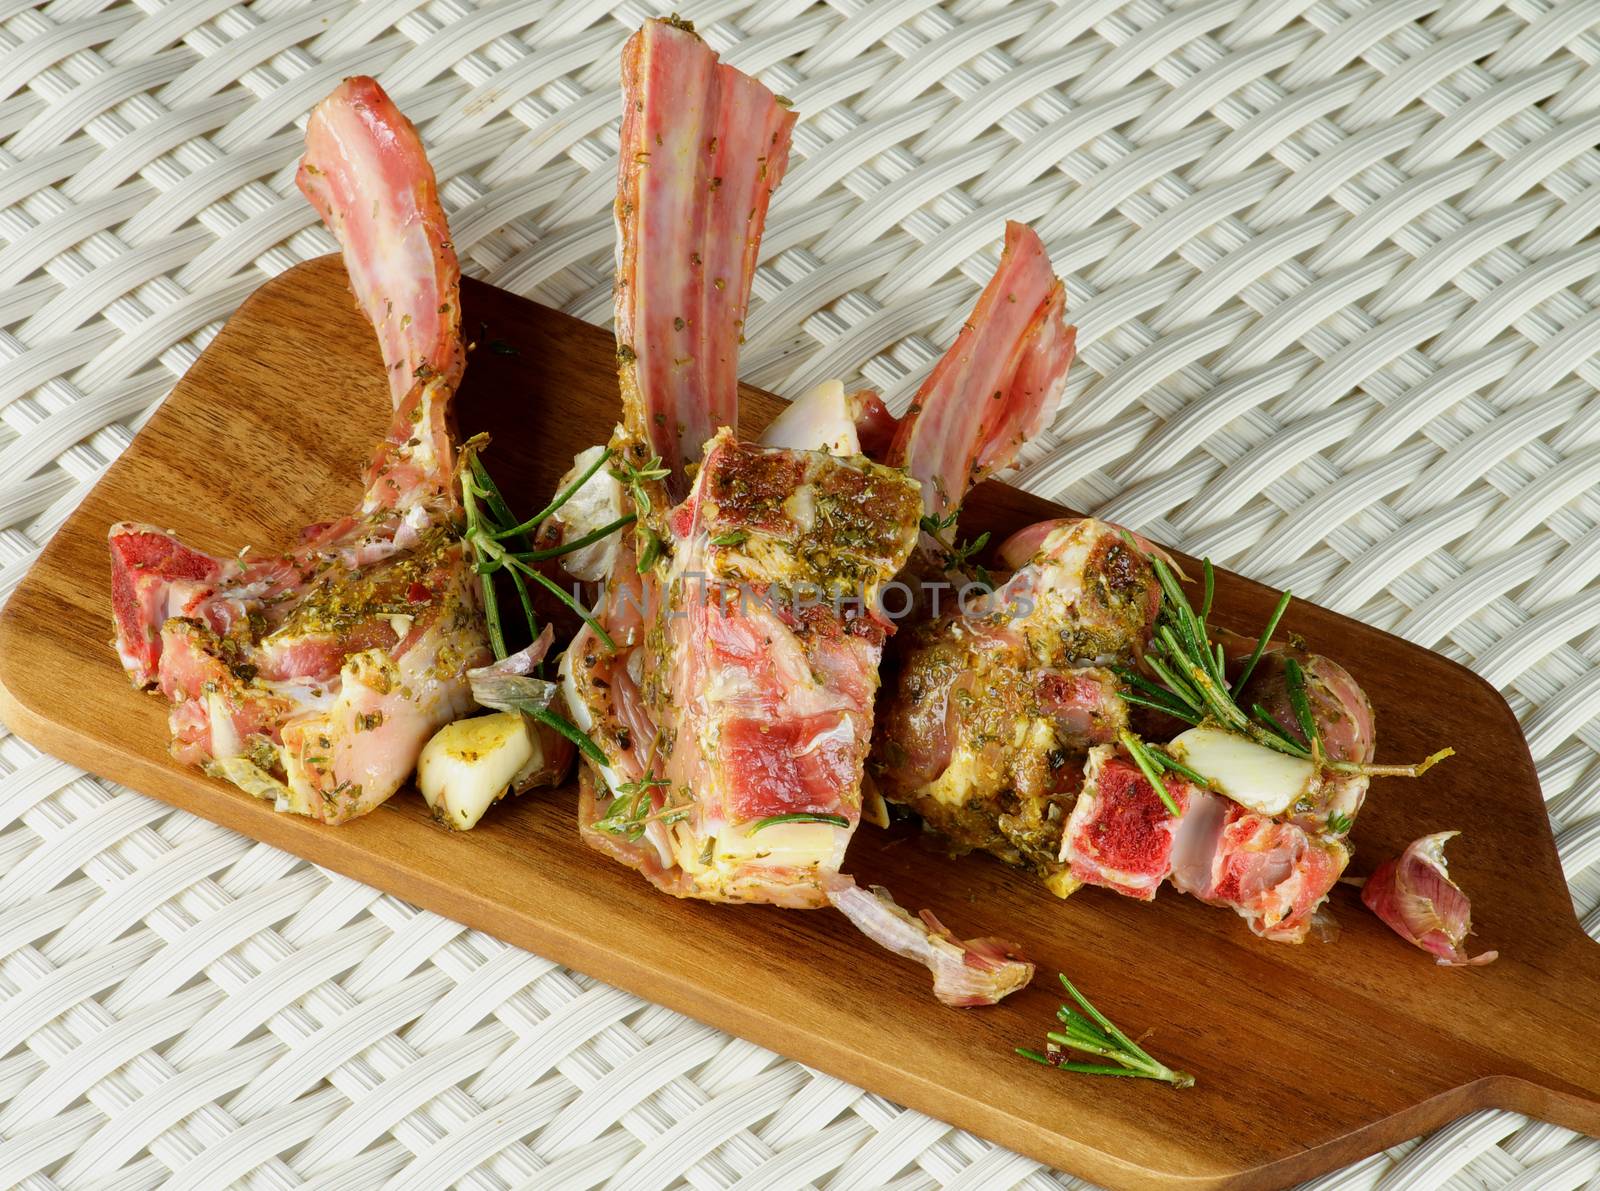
[3, 1, 1600, 1187]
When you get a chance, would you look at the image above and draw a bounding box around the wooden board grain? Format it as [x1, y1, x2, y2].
[2, 255, 1597, 1190]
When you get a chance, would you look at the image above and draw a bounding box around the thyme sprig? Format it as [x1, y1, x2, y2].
[1116, 545, 1453, 780]
[1018, 974, 1194, 1088]
[593, 776, 670, 840]
[611, 453, 671, 572]
[919, 510, 993, 587]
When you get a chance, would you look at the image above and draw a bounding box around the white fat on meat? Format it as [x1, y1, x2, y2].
[559, 642, 627, 800]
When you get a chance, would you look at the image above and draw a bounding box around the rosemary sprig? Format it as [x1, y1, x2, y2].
[462, 442, 624, 653]
[460, 441, 635, 763]
[491, 445, 618, 541]
[498, 544, 618, 653]
[1283, 655, 1324, 764]
[503, 514, 637, 563]
[465, 449, 527, 549]
[1122, 543, 1453, 780]
[1230, 587, 1289, 698]
[1017, 974, 1194, 1088]
[534, 707, 607, 770]
[473, 673, 608, 768]
[1116, 730, 1196, 816]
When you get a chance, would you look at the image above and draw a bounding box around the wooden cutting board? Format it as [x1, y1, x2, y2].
[2, 255, 1596, 1190]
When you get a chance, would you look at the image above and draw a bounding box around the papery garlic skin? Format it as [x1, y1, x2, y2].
[821, 875, 1034, 1007]
[1361, 831, 1497, 966]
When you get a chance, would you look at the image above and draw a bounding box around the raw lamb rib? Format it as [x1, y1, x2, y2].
[559, 17, 1056, 1003]
[875, 513, 1385, 942]
[108, 77, 489, 824]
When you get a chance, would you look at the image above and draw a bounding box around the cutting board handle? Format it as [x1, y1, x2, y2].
[1486, 927, 1600, 1135]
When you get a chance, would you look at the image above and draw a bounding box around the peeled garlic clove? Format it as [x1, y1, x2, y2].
[759, 380, 860, 455]
[418, 712, 536, 830]
[1168, 725, 1314, 817]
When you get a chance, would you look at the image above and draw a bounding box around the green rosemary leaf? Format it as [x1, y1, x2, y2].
[468, 454, 523, 540]
[478, 541, 507, 659]
[1117, 690, 1203, 725]
[1151, 557, 1204, 664]
[506, 514, 637, 562]
[1251, 703, 1312, 757]
[1150, 748, 1212, 789]
[1283, 656, 1323, 757]
[1058, 975, 1152, 1068]
[504, 556, 616, 652]
[507, 564, 539, 652]
[1144, 653, 1204, 716]
[1017, 975, 1194, 1088]
[530, 706, 608, 767]
[1116, 545, 1449, 780]
[493, 446, 615, 540]
[1113, 666, 1188, 704]
[1230, 588, 1292, 698]
[747, 812, 850, 833]
[1326, 810, 1353, 835]
[1016, 1050, 1153, 1078]
[1053, 1009, 1120, 1055]
[460, 447, 613, 770]
[461, 451, 512, 661]
[1118, 730, 1181, 817]
[1044, 1030, 1124, 1061]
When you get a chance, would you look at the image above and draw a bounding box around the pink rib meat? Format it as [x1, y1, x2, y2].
[298, 77, 463, 409]
[889, 221, 1075, 527]
[614, 20, 797, 497]
[108, 77, 488, 825]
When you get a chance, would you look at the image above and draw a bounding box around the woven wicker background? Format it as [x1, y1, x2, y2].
[3, 0, 1600, 1187]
